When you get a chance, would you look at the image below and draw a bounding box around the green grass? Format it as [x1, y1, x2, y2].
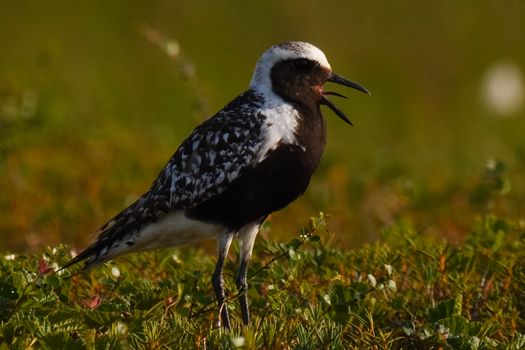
[1, 1, 525, 252]
[1, 213, 525, 349]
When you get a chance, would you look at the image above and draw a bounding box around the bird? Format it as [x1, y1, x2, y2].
[61, 41, 369, 329]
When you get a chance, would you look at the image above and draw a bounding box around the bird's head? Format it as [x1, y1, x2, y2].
[250, 41, 370, 125]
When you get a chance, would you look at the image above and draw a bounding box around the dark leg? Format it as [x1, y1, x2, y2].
[236, 222, 261, 326]
[212, 233, 234, 329]
[236, 258, 250, 325]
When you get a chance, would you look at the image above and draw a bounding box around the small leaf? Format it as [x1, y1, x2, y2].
[83, 295, 102, 310]
[288, 248, 300, 261]
[289, 238, 302, 250]
[38, 259, 54, 276]
[309, 235, 321, 242]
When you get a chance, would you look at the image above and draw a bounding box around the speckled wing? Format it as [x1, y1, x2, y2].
[150, 91, 266, 209]
[61, 91, 267, 270]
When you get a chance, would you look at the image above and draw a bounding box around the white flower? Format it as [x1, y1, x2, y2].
[165, 41, 180, 58]
[111, 267, 121, 278]
[52, 262, 64, 275]
[4, 254, 16, 260]
[115, 322, 128, 335]
[384, 264, 393, 276]
[482, 61, 524, 116]
[26, 273, 35, 282]
[172, 254, 181, 264]
[386, 280, 397, 292]
[367, 274, 377, 288]
[232, 336, 245, 348]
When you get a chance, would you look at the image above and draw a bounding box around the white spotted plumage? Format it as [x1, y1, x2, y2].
[62, 41, 333, 271]
[67, 87, 304, 268]
[61, 41, 369, 330]
[82, 43, 329, 264]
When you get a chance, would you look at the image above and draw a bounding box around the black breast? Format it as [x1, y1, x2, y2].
[187, 104, 327, 231]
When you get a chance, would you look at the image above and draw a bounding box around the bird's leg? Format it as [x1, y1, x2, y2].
[236, 258, 250, 325]
[236, 222, 261, 326]
[212, 233, 234, 329]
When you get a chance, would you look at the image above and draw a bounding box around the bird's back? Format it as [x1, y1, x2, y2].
[62, 88, 323, 270]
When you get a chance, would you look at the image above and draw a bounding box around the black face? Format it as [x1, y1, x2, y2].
[270, 58, 370, 125]
[270, 58, 330, 106]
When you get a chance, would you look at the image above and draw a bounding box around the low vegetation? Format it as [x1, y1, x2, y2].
[1, 5, 524, 348]
[1, 213, 524, 349]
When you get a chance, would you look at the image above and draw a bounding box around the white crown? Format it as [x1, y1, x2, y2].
[250, 42, 331, 96]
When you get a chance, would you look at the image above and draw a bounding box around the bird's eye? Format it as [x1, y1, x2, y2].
[291, 59, 312, 72]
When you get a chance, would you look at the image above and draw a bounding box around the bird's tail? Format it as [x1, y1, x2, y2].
[59, 244, 103, 274]
[59, 194, 162, 274]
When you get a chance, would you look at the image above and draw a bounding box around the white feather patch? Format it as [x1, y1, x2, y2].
[257, 99, 302, 161]
[106, 211, 222, 258]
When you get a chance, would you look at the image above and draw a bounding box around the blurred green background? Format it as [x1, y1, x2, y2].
[1, 1, 524, 253]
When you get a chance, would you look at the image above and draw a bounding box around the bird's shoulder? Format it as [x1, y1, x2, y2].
[150, 90, 270, 209]
[68, 91, 270, 267]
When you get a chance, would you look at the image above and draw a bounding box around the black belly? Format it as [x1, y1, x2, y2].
[186, 143, 320, 231]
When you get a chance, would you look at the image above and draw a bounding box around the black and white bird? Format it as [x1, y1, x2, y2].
[61, 41, 369, 328]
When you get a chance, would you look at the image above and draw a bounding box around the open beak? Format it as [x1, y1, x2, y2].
[321, 72, 370, 126]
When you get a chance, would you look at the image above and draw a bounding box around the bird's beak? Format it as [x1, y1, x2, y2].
[321, 72, 370, 126]
[327, 73, 370, 95]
